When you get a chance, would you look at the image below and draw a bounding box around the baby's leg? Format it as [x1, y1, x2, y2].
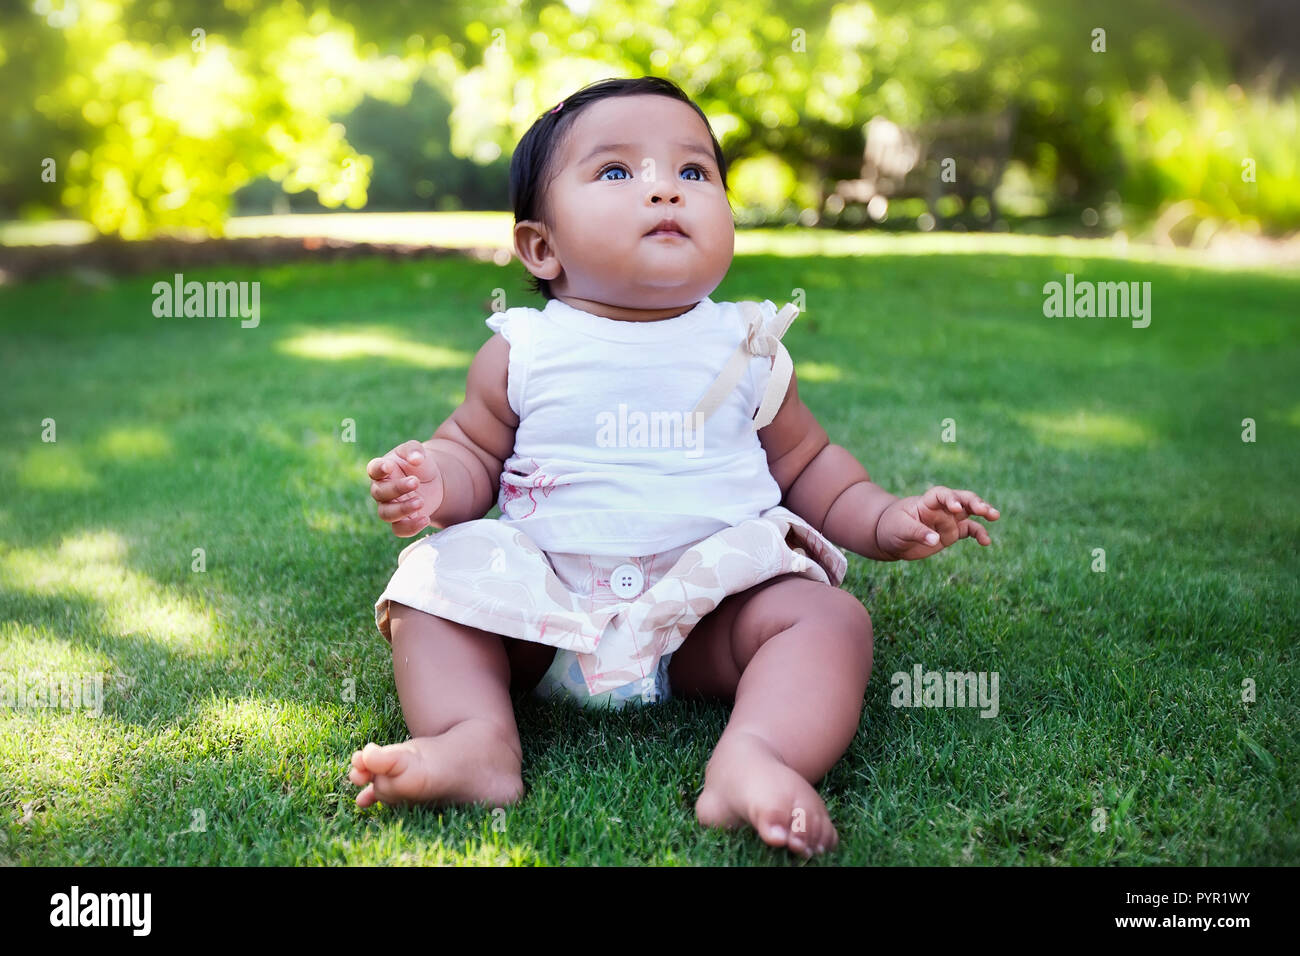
[669, 575, 873, 858]
[350, 602, 555, 809]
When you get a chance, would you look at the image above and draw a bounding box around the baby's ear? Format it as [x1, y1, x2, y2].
[512, 220, 562, 282]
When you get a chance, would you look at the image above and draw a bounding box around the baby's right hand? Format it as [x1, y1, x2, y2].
[366, 439, 445, 537]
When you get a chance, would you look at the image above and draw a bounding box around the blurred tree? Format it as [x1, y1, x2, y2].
[1110, 73, 1300, 235]
[234, 78, 510, 213]
[442, 0, 1233, 217]
[1173, 0, 1300, 86]
[1, 0, 1293, 236]
[0, 0, 432, 235]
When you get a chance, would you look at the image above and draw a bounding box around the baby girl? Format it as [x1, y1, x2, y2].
[349, 76, 1000, 858]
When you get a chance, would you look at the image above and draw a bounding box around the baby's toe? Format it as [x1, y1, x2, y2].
[349, 749, 374, 785]
[359, 740, 408, 778]
[786, 803, 838, 859]
[752, 807, 794, 849]
[789, 828, 819, 859]
[810, 820, 838, 857]
[812, 807, 839, 850]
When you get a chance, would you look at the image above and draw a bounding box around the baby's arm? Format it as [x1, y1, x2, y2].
[420, 332, 519, 529]
[757, 368, 897, 560]
[759, 368, 998, 561]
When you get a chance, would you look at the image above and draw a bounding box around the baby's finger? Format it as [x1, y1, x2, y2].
[897, 513, 941, 547]
[929, 487, 977, 516]
[943, 489, 981, 515]
[378, 495, 427, 523]
[366, 456, 396, 481]
[371, 469, 421, 503]
[952, 489, 1000, 520]
[390, 513, 431, 537]
[393, 439, 429, 470]
[395, 447, 441, 482]
[369, 453, 414, 488]
[919, 485, 956, 514]
[957, 518, 992, 546]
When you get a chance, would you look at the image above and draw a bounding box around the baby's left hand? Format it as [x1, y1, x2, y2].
[874, 486, 1000, 561]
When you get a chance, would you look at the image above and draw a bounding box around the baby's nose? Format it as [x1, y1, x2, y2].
[648, 180, 681, 203]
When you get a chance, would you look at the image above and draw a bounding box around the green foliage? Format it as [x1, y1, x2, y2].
[1, 0, 423, 237]
[235, 79, 510, 214]
[1109, 76, 1300, 234]
[447, 0, 1236, 217]
[2, 0, 1297, 235]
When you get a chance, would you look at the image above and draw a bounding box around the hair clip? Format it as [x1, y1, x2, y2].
[548, 100, 565, 115]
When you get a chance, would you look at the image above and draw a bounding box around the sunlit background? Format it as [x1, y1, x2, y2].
[1, 0, 1296, 253]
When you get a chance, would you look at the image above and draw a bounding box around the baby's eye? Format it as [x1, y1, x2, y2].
[597, 164, 631, 181]
[681, 165, 707, 181]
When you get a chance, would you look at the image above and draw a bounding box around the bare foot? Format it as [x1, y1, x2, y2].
[695, 730, 839, 859]
[348, 718, 525, 809]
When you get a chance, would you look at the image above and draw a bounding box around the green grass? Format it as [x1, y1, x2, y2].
[1, 236, 1296, 865]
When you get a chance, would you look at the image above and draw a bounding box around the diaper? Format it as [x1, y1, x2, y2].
[526, 545, 694, 709]
[373, 505, 848, 711]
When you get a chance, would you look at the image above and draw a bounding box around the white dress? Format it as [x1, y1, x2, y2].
[374, 298, 848, 708]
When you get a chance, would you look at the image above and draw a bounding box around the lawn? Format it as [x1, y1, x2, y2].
[0, 235, 1296, 865]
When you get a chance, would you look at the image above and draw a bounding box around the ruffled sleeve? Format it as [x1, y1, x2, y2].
[485, 308, 531, 420]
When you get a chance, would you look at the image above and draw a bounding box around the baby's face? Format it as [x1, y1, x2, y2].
[516, 94, 735, 312]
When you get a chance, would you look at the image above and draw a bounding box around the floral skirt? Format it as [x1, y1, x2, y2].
[374, 505, 848, 710]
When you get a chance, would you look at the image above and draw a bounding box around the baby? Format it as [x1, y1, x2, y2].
[349, 76, 1000, 859]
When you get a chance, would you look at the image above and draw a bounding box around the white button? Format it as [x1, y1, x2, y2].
[609, 563, 644, 598]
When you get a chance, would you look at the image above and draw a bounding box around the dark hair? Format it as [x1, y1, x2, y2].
[509, 76, 731, 301]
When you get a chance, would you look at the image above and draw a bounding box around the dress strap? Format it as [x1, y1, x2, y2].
[688, 300, 800, 432]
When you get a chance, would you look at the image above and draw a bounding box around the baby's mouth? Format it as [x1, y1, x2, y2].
[645, 219, 688, 238]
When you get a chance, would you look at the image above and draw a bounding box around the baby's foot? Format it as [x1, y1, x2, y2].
[695, 730, 838, 859]
[348, 718, 525, 809]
